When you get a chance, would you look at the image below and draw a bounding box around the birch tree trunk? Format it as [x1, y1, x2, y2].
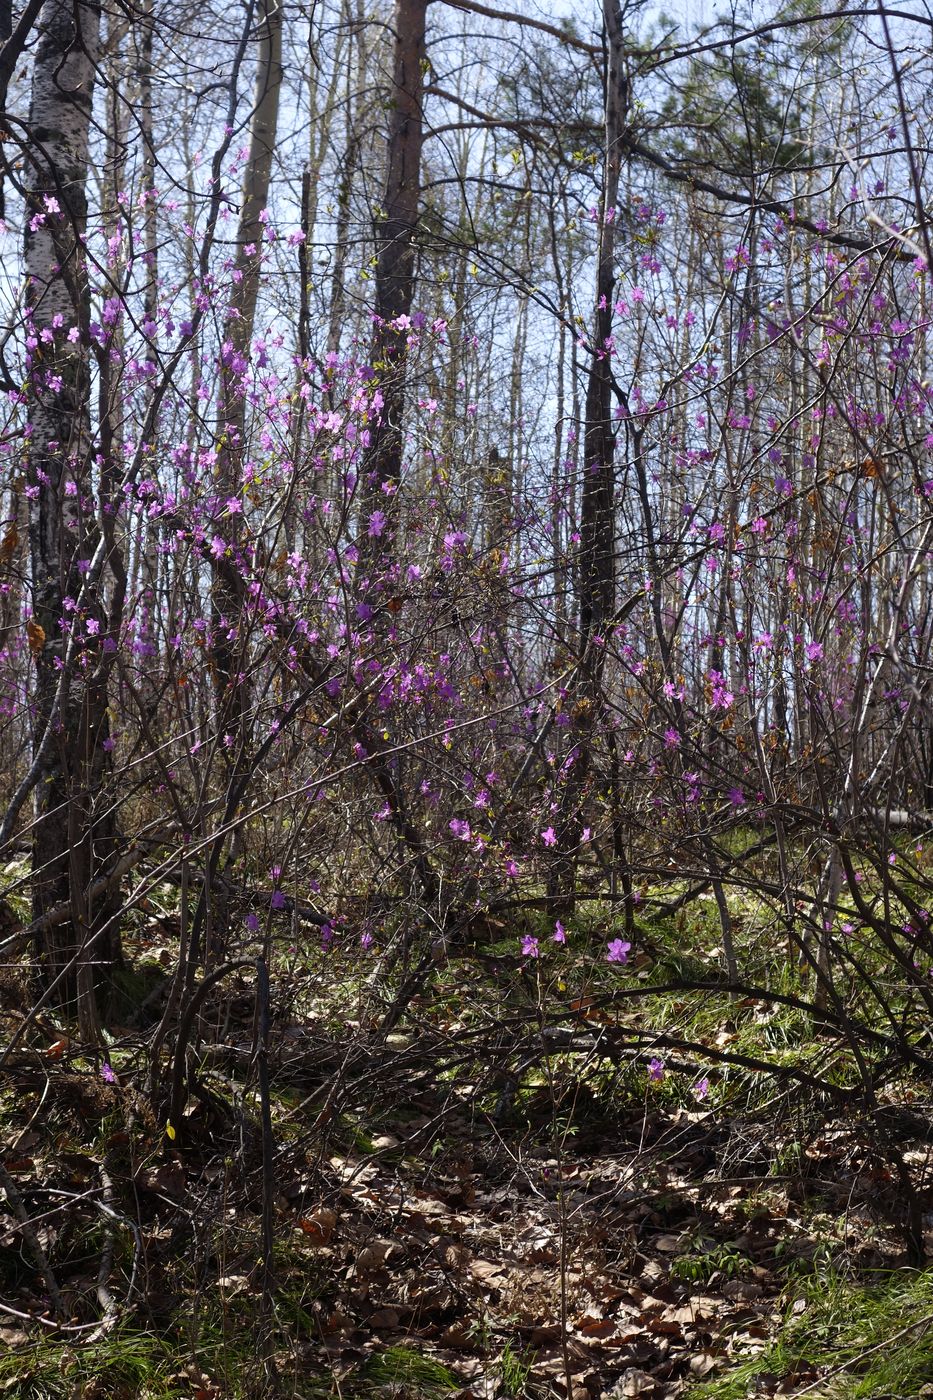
[24, 0, 118, 1031]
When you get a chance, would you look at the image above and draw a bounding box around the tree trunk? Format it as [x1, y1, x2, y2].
[548, 0, 628, 915]
[213, 0, 283, 732]
[578, 0, 627, 673]
[359, 0, 426, 579]
[202, 0, 283, 954]
[24, 0, 119, 1030]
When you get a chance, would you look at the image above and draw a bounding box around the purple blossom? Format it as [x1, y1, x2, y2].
[607, 939, 631, 964]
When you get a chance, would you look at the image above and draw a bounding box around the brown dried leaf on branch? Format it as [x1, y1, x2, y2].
[25, 617, 45, 655]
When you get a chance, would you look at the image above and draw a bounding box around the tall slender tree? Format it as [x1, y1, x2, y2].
[23, 0, 117, 1031]
[360, 0, 426, 574]
[577, 0, 627, 675]
[213, 0, 283, 733]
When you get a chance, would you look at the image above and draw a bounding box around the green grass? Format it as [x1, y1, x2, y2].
[0, 1329, 179, 1400]
[0, 1328, 458, 1398]
[355, 1345, 459, 1396]
[689, 1267, 933, 1399]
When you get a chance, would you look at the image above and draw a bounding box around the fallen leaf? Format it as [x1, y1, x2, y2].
[298, 1207, 337, 1244]
[652, 1234, 683, 1253]
[576, 1318, 615, 1339]
[619, 1367, 657, 1395]
[355, 1240, 390, 1273]
[368, 1308, 400, 1329]
[469, 1259, 505, 1283]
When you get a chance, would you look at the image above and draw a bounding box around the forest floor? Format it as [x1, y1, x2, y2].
[3, 900, 933, 1399]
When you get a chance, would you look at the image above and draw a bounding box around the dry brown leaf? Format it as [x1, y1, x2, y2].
[652, 1234, 683, 1253]
[355, 1240, 391, 1273]
[368, 1308, 400, 1329]
[721, 1279, 763, 1300]
[298, 1207, 337, 1244]
[444, 1242, 471, 1271]
[663, 1303, 706, 1327]
[25, 618, 45, 655]
[619, 1367, 657, 1395]
[576, 1318, 615, 1339]
[469, 1259, 505, 1282]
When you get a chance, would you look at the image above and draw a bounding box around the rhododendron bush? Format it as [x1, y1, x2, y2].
[1, 0, 932, 1178]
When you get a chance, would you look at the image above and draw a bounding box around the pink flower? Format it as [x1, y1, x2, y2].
[100, 1063, 116, 1083]
[541, 826, 557, 847]
[553, 921, 566, 944]
[647, 1057, 665, 1083]
[521, 935, 539, 958]
[607, 939, 631, 964]
[805, 641, 823, 663]
[368, 509, 387, 537]
[693, 1077, 710, 1101]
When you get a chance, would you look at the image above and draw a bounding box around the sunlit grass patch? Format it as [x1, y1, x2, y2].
[689, 1266, 933, 1399]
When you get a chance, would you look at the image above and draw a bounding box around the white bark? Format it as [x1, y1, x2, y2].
[24, 0, 104, 1028]
[25, 0, 100, 639]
